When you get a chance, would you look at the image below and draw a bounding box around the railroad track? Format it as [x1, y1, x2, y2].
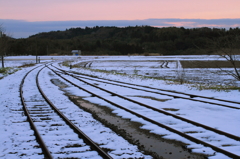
[48, 64, 240, 159]
[160, 61, 169, 68]
[19, 65, 113, 159]
[60, 65, 240, 110]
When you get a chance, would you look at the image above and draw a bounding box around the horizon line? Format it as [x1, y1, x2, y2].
[1, 18, 239, 38]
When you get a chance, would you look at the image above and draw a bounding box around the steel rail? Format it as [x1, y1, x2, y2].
[37, 66, 113, 159]
[52, 67, 240, 141]
[19, 65, 53, 159]
[57, 69, 240, 141]
[48, 66, 240, 159]
[77, 74, 240, 109]
[57, 63, 240, 106]
[60, 68, 240, 110]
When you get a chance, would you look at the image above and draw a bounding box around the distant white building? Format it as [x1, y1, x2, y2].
[72, 50, 81, 56]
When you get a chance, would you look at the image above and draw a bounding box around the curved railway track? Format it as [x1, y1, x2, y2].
[20, 65, 113, 159]
[48, 64, 240, 159]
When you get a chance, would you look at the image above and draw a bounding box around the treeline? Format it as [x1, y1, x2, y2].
[6, 26, 240, 56]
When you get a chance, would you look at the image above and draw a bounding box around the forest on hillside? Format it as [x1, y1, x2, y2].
[5, 26, 240, 56]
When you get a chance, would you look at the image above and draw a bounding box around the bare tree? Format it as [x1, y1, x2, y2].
[0, 24, 9, 68]
[215, 35, 240, 81]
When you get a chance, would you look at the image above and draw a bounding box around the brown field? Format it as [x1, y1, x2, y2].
[181, 60, 240, 68]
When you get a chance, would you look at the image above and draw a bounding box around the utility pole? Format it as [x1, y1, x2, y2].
[35, 42, 38, 64]
[0, 31, 5, 68]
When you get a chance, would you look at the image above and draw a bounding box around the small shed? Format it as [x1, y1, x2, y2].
[72, 50, 81, 56]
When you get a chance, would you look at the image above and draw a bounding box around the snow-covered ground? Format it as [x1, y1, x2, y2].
[79, 55, 239, 86]
[1, 55, 240, 159]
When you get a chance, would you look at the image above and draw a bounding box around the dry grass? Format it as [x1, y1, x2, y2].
[162, 108, 179, 111]
[127, 53, 163, 56]
[130, 96, 170, 102]
[18, 63, 35, 68]
[0, 67, 20, 79]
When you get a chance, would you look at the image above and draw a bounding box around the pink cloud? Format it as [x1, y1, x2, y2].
[163, 22, 197, 27]
[1, 0, 240, 21]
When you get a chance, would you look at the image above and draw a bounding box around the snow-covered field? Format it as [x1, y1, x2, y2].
[81, 55, 239, 86]
[1, 55, 240, 159]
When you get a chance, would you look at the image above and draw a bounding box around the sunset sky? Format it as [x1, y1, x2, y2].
[1, 0, 240, 38]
